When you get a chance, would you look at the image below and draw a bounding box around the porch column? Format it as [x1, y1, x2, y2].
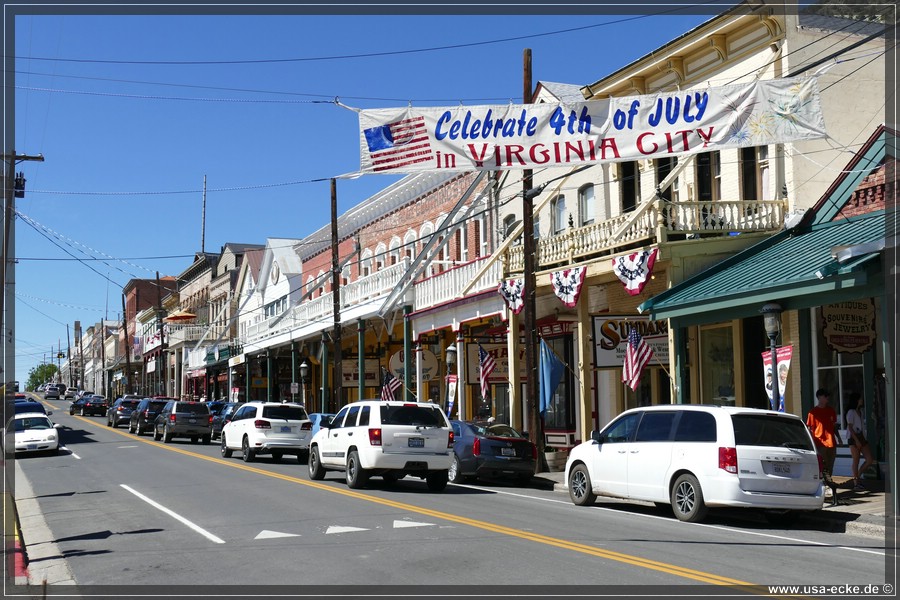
[245, 358, 250, 402]
[576, 292, 592, 441]
[415, 343, 424, 401]
[403, 305, 413, 401]
[456, 331, 466, 422]
[266, 351, 274, 402]
[291, 342, 298, 403]
[358, 319, 366, 401]
[507, 310, 520, 431]
[321, 331, 329, 411]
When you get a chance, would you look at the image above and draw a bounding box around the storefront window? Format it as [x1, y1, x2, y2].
[543, 336, 574, 431]
[813, 306, 866, 436]
[699, 325, 734, 405]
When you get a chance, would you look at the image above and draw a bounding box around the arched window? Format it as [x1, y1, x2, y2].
[551, 195, 567, 234]
[317, 270, 326, 296]
[579, 184, 595, 226]
[374, 242, 387, 272]
[403, 230, 417, 262]
[388, 236, 401, 266]
[306, 275, 315, 296]
[419, 222, 435, 275]
[360, 249, 373, 278]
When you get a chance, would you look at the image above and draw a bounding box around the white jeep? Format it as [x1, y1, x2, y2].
[307, 400, 453, 491]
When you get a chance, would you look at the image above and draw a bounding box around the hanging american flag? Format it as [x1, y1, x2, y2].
[622, 327, 654, 391]
[363, 116, 434, 173]
[478, 344, 497, 400]
[381, 368, 402, 402]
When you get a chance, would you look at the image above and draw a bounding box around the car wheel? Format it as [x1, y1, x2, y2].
[426, 470, 449, 492]
[448, 454, 465, 484]
[106, 417, 112, 427]
[135, 422, 143, 437]
[80, 408, 85, 416]
[163, 426, 173, 444]
[202, 435, 211, 445]
[763, 509, 798, 527]
[346, 450, 368, 489]
[127, 421, 134, 434]
[153, 425, 161, 441]
[569, 464, 596, 506]
[221, 434, 233, 458]
[671, 473, 708, 523]
[242, 436, 255, 463]
[308, 446, 325, 480]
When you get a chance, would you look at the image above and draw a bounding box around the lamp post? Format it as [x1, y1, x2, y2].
[445, 344, 457, 416]
[299, 359, 310, 409]
[761, 302, 783, 411]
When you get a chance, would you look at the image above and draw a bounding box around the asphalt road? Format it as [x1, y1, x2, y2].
[13, 395, 890, 597]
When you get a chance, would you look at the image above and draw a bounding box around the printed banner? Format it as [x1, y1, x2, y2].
[762, 345, 793, 412]
[357, 76, 826, 173]
[612, 248, 658, 296]
[550, 267, 587, 308]
[592, 316, 669, 368]
[498, 278, 525, 314]
[446, 374, 458, 418]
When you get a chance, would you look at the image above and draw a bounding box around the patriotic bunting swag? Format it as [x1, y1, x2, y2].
[550, 267, 587, 308]
[498, 278, 525, 315]
[612, 249, 659, 296]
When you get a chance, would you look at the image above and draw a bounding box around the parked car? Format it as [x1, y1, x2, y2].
[107, 397, 142, 428]
[448, 420, 536, 484]
[128, 398, 170, 436]
[69, 397, 88, 415]
[76, 390, 94, 400]
[307, 400, 453, 491]
[308, 412, 336, 438]
[44, 384, 65, 400]
[74, 395, 108, 417]
[210, 402, 239, 440]
[220, 402, 311, 463]
[64, 387, 79, 400]
[564, 405, 825, 524]
[153, 401, 213, 444]
[14, 401, 51, 416]
[13, 413, 62, 455]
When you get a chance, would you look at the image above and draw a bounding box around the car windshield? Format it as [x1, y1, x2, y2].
[731, 414, 814, 450]
[473, 424, 525, 438]
[122, 401, 140, 408]
[15, 417, 53, 431]
[380, 405, 446, 427]
[262, 405, 308, 420]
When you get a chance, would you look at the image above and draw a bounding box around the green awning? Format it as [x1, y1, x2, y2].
[638, 210, 887, 325]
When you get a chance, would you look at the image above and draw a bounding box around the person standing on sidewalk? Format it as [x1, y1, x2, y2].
[806, 388, 839, 504]
[845, 392, 874, 492]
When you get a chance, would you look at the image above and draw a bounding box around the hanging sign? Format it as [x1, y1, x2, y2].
[761, 345, 793, 412]
[389, 349, 438, 382]
[821, 300, 876, 353]
[446, 374, 458, 418]
[357, 76, 826, 174]
[592, 316, 668, 368]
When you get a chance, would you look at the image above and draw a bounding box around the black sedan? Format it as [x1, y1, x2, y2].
[448, 421, 537, 484]
[209, 401, 239, 440]
[73, 395, 108, 417]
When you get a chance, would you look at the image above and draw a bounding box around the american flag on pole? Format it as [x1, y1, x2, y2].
[478, 344, 497, 400]
[381, 368, 402, 402]
[622, 327, 654, 391]
[363, 116, 434, 173]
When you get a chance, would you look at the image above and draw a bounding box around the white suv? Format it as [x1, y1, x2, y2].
[220, 402, 312, 463]
[565, 405, 825, 524]
[307, 400, 453, 491]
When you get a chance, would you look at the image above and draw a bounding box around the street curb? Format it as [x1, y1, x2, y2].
[551, 482, 887, 538]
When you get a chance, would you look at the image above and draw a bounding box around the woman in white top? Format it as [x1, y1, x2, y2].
[845, 392, 874, 491]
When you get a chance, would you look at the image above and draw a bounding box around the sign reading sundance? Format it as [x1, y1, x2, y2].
[358, 76, 826, 174]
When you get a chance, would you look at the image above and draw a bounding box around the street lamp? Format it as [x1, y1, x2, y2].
[445, 344, 457, 415]
[299, 359, 310, 409]
[760, 302, 783, 411]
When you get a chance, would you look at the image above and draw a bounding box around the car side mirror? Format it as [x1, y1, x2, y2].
[53, 423, 62, 429]
[321, 420, 333, 429]
[591, 430, 603, 444]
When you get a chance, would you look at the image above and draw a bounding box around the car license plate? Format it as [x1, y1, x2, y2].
[501, 447, 516, 457]
[772, 463, 792, 475]
[408, 437, 424, 448]
[27, 444, 37, 450]
[280, 426, 291, 433]
[189, 418, 197, 424]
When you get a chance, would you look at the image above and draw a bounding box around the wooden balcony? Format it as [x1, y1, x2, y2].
[506, 198, 786, 272]
[414, 256, 503, 311]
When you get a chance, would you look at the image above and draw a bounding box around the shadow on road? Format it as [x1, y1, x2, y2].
[55, 528, 164, 543]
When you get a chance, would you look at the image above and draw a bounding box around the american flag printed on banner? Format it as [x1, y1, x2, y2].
[478, 344, 497, 400]
[622, 327, 654, 391]
[363, 116, 434, 173]
[381, 368, 402, 402]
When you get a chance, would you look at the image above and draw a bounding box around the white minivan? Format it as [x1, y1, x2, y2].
[565, 405, 825, 523]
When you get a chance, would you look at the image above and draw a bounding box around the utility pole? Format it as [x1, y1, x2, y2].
[521, 48, 543, 457]
[100, 321, 106, 396]
[156, 271, 166, 396]
[76, 321, 84, 391]
[330, 178, 343, 412]
[122, 293, 133, 394]
[201, 175, 207, 253]
[66, 324, 72, 387]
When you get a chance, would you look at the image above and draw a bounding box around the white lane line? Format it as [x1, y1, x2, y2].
[120, 484, 225, 544]
[65, 448, 81, 460]
[449, 483, 886, 556]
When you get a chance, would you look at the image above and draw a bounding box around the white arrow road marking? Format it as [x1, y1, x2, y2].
[393, 520, 435, 529]
[254, 530, 300, 540]
[120, 484, 225, 544]
[325, 525, 369, 535]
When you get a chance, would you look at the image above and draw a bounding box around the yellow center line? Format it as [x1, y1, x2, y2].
[73, 415, 761, 590]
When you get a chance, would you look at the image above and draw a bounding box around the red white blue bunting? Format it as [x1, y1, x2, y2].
[612, 248, 659, 296]
[498, 279, 525, 315]
[549, 267, 587, 308]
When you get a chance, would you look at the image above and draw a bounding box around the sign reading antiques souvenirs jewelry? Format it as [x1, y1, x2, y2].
[592, 316, 669, 369]
[821, 299, 876, 353]
[389, 349, 438, 382]
[357, 76, 826, 174]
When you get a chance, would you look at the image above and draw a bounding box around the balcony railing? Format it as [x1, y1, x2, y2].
[506, 198, 786, 272]
[414, 256, 503, 310]
[168, 324, 226, 347]
[242, 258, 410, 344]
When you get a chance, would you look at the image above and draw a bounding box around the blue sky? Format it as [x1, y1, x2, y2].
[12, 7, 718, 384]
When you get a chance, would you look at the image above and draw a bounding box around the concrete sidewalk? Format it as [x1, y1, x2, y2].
[538, 470, 892, 538]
